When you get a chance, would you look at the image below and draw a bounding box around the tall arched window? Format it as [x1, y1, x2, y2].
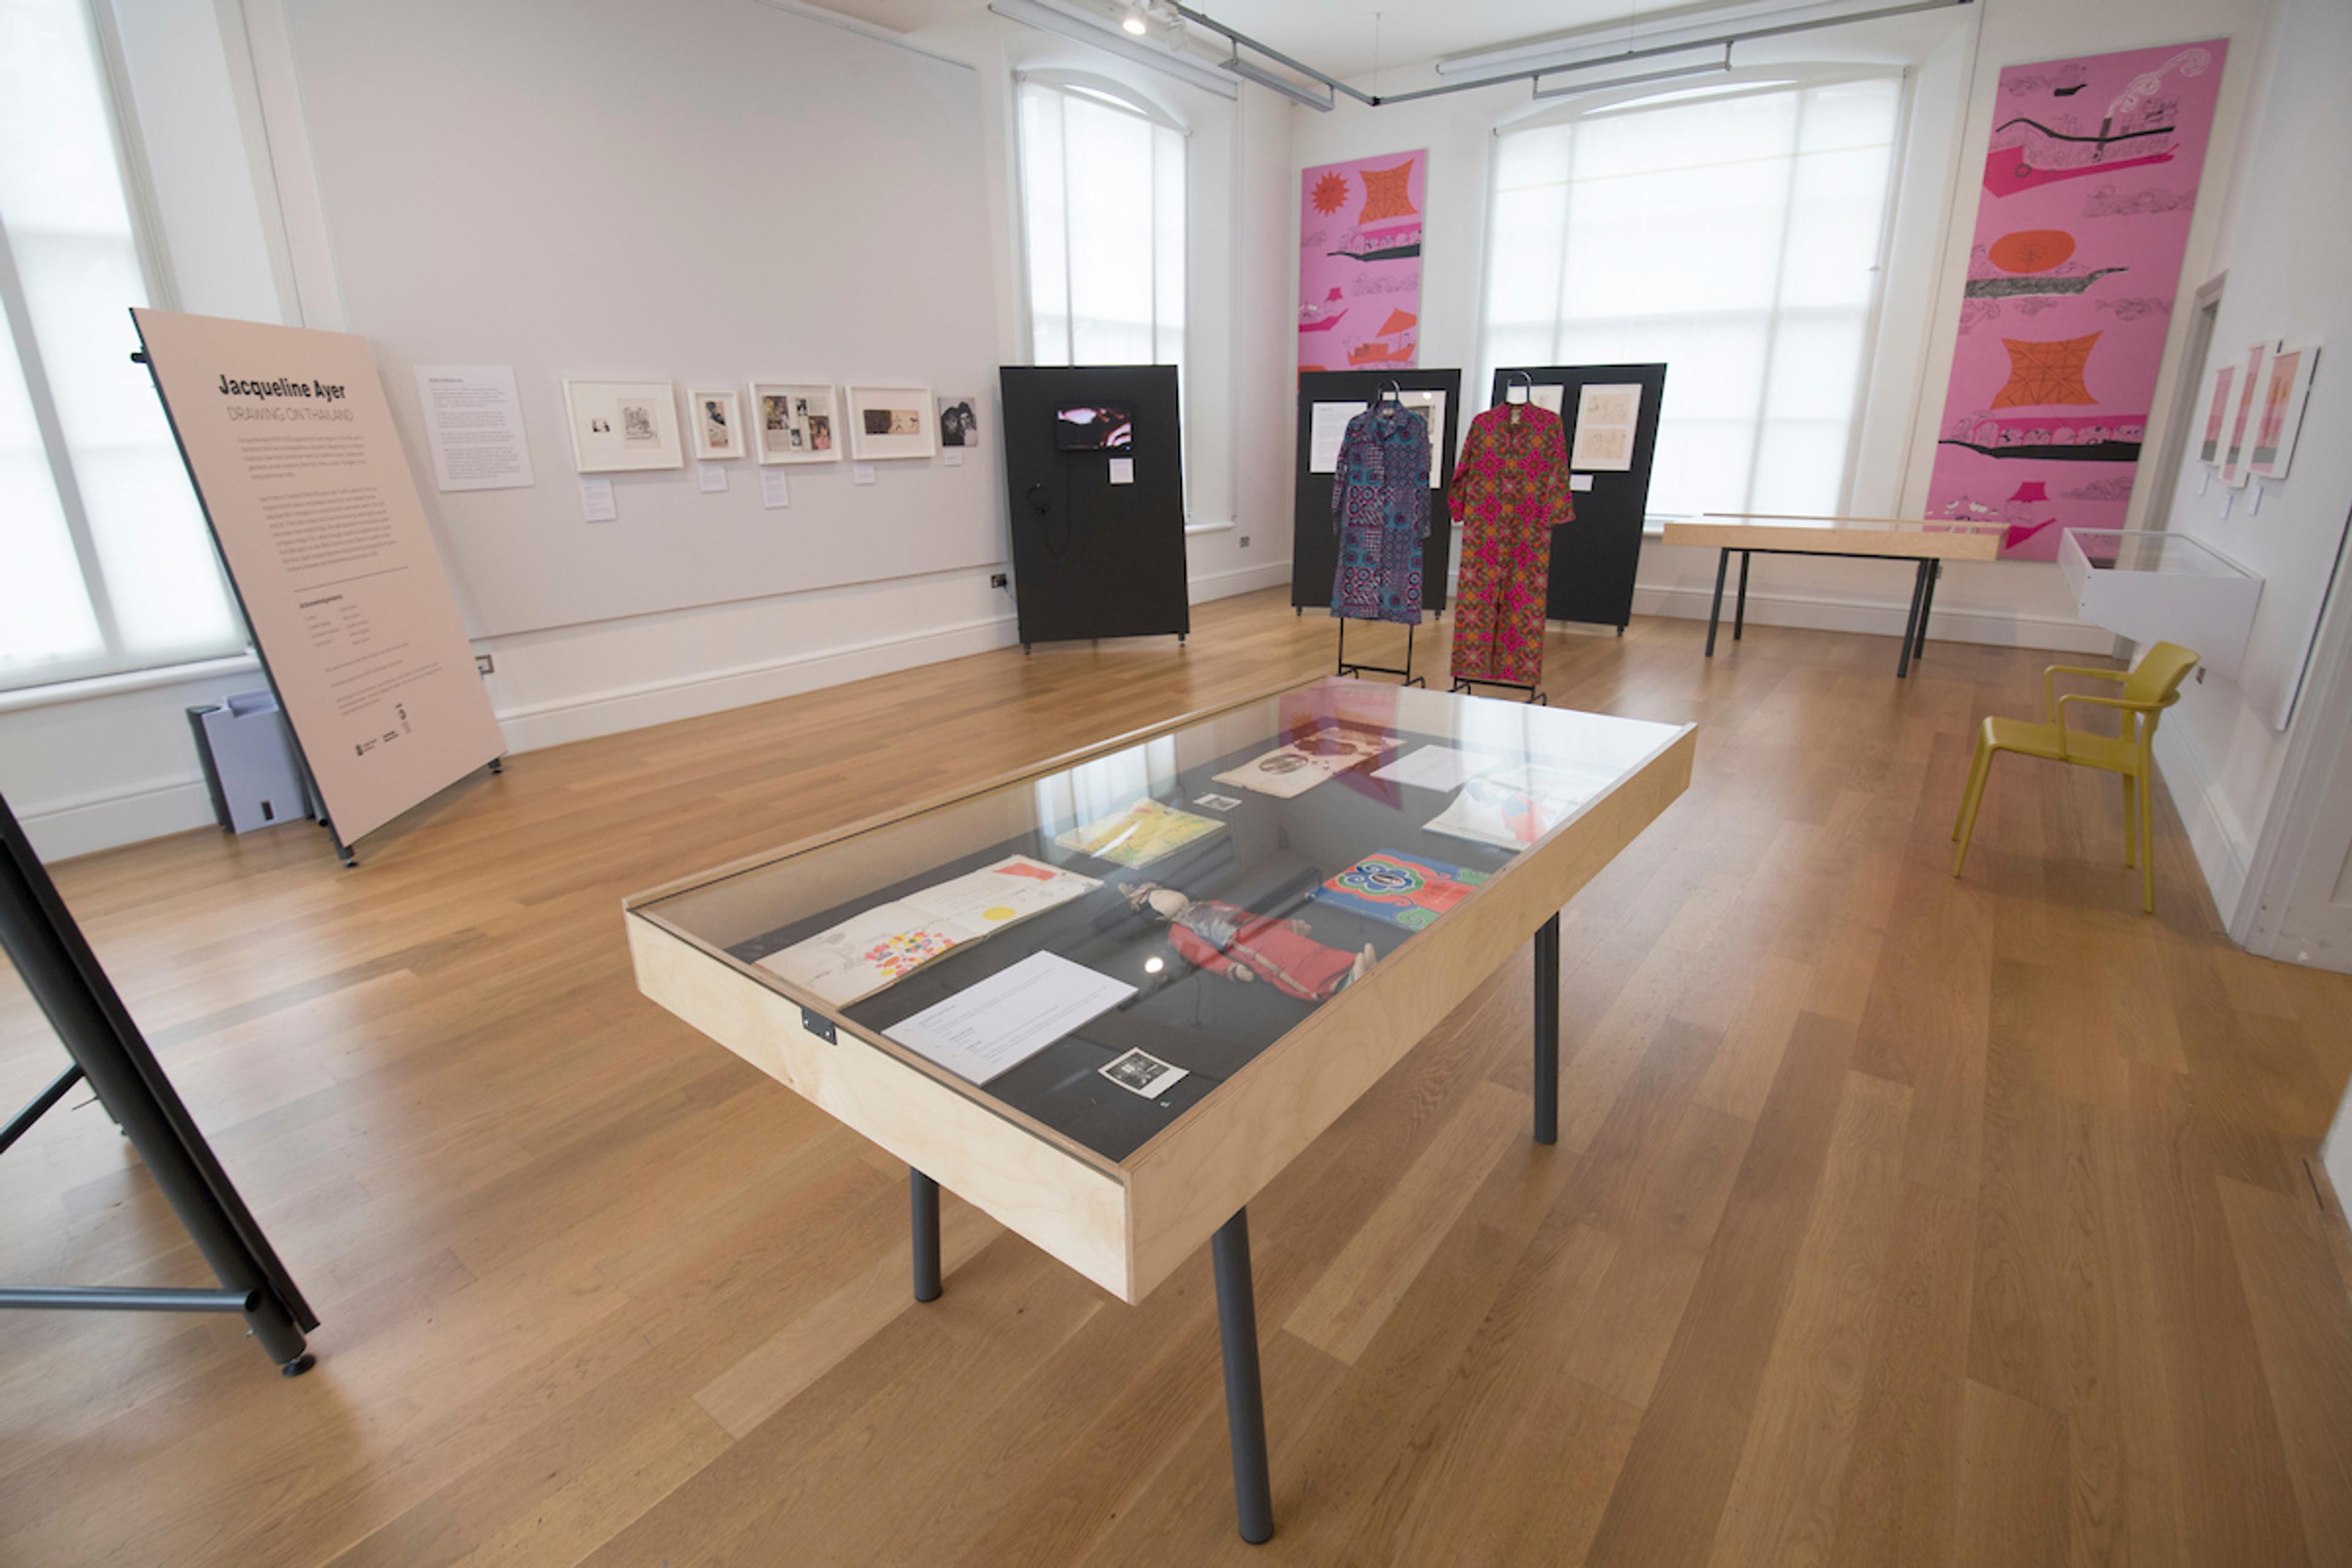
[1481, 71, 1905, 518]
[1017, 74, 1186, 370]
[1, 0, 245, 691]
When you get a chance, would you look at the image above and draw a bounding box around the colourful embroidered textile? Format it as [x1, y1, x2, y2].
[1330, 405, 1431, 624]
[1447, 404, 1572, 687]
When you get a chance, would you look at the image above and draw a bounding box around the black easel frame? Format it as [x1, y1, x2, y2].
[0, 790, 317, 1376]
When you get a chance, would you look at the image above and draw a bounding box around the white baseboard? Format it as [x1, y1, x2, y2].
[496, 612, 1021, 753]
[1188, 560, 1291, 605]
[2151, 719, 2253, 921]
[1632, 581, 2113, 654]
[19, 773, 219, 862]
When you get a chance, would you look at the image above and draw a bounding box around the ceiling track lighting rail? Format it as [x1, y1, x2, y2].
[1373, 0, 1970, 106]
[994, 0, 1970, 108]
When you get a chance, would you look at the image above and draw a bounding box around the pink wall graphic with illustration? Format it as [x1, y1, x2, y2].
[1298, 149, 1425, 374]
[1926, 41, 2227, 560]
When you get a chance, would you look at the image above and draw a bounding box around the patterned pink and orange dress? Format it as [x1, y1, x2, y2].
[1447, 403, 1573, 688]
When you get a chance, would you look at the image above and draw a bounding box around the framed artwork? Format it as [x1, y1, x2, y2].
[2250, 343, 2320, 481]
[938, 394, 980, 448]
[1570, 383, 1642, 471]
[2219, 339, 2274, 488]
[564, 379, 683, 473]
[688, 388, 743, 461]
[846, 384, 936, 461]
[2198, 362, 2236, 466]
[749, 382, 840, 464]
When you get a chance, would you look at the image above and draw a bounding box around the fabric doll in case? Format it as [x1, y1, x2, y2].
[1121, 883, 1374, 1003]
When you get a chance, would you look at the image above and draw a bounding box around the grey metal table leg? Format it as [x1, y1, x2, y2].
[1914, 559, 1940, 659]
[1213, 1210, 1274, 1545]
[1534, 913, 1560, 1145]
[911, 1169, 942, 1303]
[1733, 551, 1751, 641]
[1895, 560, 1929, 679]
[1705, 549, 1729, 656]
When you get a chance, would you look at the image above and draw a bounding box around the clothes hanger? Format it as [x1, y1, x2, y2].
[1504, 370, 1533, 407]
[1378, 380, 1403, 409]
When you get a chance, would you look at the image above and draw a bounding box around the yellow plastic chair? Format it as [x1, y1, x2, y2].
[1950, 641, 2201, 911]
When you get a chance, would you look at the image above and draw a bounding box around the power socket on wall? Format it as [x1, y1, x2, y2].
[1238, 536, 1250, 548]
[990, 573, 1008, 589]
[475, 654, 494, 676]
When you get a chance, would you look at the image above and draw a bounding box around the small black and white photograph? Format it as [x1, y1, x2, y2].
[938, 396, 978, 447]
[619, 401, 658, 445]
[1099, 1047, 1189, 1099]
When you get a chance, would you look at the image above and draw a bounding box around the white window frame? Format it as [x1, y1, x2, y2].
[0, 0, 246, 695]
[1474, 64, 1912, 522]
[1012, 69, 1191, 369]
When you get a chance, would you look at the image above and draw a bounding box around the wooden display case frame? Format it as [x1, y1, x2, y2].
[625, 679, 1696, 1306]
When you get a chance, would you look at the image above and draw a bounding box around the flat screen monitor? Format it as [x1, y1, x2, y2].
[1055, 404, 1133, 451]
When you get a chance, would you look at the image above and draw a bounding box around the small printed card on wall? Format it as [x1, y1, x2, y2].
[853, 464, 876, 485]
[761, 468, 790, 508]
[579, 476, 616, 521]
[697, 464, 727, 492]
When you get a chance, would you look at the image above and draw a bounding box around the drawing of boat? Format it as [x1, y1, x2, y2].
[1348, 335, 1413, 367]
[1983, 145, 2173, 198]
[1327, 223, 1422, 263]
[1299, 286, 1348, 334]
[1965, 266, 2128, 298]
[1940, 410, 2144, 462]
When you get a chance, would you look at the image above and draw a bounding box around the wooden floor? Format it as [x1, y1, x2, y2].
[5, 590, 2352, 1567]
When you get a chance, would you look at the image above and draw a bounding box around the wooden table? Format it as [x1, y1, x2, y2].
[1660, 513, 2005, 677]
[625, 677, 1694, 1543]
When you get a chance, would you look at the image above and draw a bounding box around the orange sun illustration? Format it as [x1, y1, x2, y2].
[1310, 172, 1349, 215]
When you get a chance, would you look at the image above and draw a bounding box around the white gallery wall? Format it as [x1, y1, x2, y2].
[0, 0, 1297, 858]
[2144, 0, 2352, 930]
[1290, 0, 2267, 652]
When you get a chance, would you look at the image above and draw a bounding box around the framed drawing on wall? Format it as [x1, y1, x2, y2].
[2219, 340, 2274, 489]
[846, 384, 937, 461]
[2198, 362, 2236, 466]
[688, 388, 744, 460]
[750, 382, 840, 464]
[2250, 343, 2320, 481]
[564, 379, 684, 472]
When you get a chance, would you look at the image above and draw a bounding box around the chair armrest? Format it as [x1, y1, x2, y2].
[2054, 692, 2154, 758]
[2043, 664, 2129, 720]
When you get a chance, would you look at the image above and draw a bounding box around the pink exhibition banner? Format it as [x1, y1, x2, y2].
[1298, 149, 1425, 374]
[1926, 40, 2227, 560]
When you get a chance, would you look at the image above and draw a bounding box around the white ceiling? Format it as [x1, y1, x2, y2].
[809, 0, 1756, 83]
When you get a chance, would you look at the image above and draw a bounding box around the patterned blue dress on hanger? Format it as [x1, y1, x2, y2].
[1330, 404, 1431, 625]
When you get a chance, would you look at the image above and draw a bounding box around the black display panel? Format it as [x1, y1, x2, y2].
[1291, 369, 1461, 615]
[1001, 366, 1189, 649]
[1488, 363, 1668, 633]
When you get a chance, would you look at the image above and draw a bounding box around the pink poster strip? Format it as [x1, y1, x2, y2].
[1298, 149, 1425, 374]
[1926, 41, 2227, 560]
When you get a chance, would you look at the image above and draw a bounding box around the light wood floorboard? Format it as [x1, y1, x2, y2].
[4, 590, 2350, 1566]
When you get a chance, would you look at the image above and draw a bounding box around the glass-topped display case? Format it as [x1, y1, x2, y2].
[626, 677, 1694, 1305]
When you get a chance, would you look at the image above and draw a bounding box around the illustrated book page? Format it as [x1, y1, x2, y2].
[758, 855, 1099, 1006]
